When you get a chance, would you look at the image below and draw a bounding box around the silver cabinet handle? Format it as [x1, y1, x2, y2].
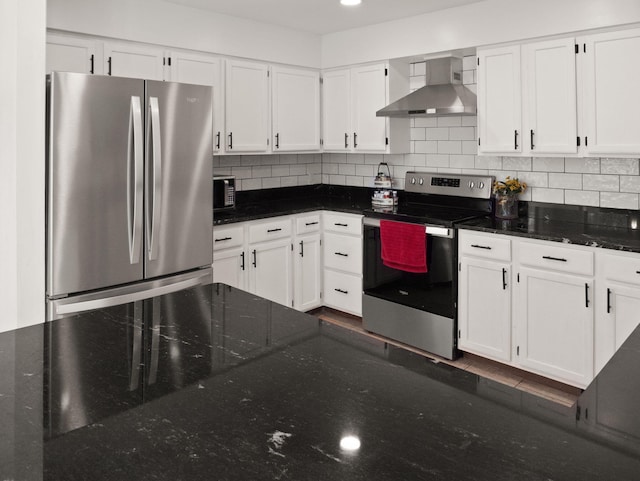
[146, 97, 162, 261]
[128, 96, 143, 265]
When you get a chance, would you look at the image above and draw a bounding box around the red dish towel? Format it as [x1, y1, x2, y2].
[380, 220, 428, 273]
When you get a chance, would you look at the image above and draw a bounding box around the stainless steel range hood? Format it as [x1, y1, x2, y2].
[377, 57, 476, 117]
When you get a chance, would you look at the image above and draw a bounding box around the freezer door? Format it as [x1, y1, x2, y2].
[47, 72, 145, 297]
[144, 81, 213, 278]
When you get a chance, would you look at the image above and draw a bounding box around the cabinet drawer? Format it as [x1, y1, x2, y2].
[603, 252, 640, 285]
[323, 212, 362, 236]
[459, 231, 511, 261]
[324, 232, 362, 274]
[296, 213, 321, 235]
[213, 224, 244, 251]
[323, 270, 362, 316]
[248, 217, 292, 244]
[519, 241, 594, 276]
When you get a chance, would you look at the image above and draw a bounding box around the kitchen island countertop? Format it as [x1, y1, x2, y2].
[2, 282, 640, 480]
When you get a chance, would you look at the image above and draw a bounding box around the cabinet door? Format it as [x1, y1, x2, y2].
[272, 66, 320, 152]
[294, 234, 322, 311]
[322, 69, 351, 151]
[524, 38, 577, 154]
[103, 42, 165, 80]
[596, 282, 640, 373]
[351, 63, 388, 152]
[168, 51, 224, 153]
[583, 28, 640, 154]
[517, 267, 594, 388]
[477, 45, 522, 154]
[213, 247, 246, 290]
[47, 34, 99, 75]
[249, 239, 292, 307]
[225, 59, 270, 153]
[458, 258, 511, 362]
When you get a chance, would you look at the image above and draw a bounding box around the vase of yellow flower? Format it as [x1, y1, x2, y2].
[493, 177, 527, 219]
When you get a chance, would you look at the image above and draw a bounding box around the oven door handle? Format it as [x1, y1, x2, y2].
[363, 217, 452, 238]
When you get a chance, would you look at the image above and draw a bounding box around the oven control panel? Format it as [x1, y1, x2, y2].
[405, 172, 494, 199]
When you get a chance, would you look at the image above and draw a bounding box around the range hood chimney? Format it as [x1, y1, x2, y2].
[376, 57, 476, 117]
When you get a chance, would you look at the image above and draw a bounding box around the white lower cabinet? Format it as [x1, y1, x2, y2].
[293, 213, 322, 312]
[517, 266, 594, 388]
[248, 238, 293, 307]
[213, 223, 246, 289]
[458, 230, 596, 389]
[213, 212, 326, 313]
[458, 230, 512, 363]
[595, 250, 640, 374]
[322, 211, 363, 316]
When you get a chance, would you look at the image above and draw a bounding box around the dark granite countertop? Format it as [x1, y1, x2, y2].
[3, 282, 640, 480]
[214, 186, 640, 253]
[459, 202, 640, 253]
[213, 184, 372, 225]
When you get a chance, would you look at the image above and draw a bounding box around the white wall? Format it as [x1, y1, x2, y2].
[322, 0, 640, 68]
[47, 0, 322, 68]
[0, 0, 46, 332]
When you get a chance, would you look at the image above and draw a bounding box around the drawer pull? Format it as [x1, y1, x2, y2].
[335, 223, 349, 227]
[502, 268, 507, 290]
[299, 240, 304, 258]
[267, 228, 282, 233]
[471, 244, 492, 250]
[214, 237, 232, 242]
[636, 271, 640, 275]
[607, 287, 611, 314]
[305, 221, 319, 226]
[334, 288, 348, 294]
[542, 255, 567, 262]
[252, 249, 257, 268]
[240, 252, 245, 271]
[335, 252, 348, 257]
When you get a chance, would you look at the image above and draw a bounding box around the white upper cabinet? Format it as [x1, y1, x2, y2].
[46, 34, 101, 75]
[103, 42, 165, 80]
[583, 28, 640, 155]
[350, 63, 389, 152]
[322, 62, 409, 154]
[322, 69, 351, 151]
[225, 59, 270, 153]
[271, 66, 320, 152]
[168, 51, 224, 153]
[477, 45, 522, 154]
[523, 38, 577, 154]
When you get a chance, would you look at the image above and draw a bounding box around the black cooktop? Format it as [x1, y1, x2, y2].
[364, 198, 492, 227]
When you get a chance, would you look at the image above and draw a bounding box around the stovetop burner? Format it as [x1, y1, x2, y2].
[364, 171, 495, 227]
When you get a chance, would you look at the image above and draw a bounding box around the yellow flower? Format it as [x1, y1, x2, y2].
[493, 176, 527, 195]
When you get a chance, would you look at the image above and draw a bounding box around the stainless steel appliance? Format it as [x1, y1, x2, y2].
[46, 72, 213, 321]
[213, 175, 236, 211]
[362, 172, 493, 359]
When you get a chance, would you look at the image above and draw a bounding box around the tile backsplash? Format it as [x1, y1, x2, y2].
[214, 56, 640, 210]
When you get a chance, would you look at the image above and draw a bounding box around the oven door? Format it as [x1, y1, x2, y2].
[362, 218, 458, 359]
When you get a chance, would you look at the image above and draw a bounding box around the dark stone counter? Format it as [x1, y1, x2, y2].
[213, 184, 373, 225]
[2, 283, 640, 480]
[458, 202, 640, 253]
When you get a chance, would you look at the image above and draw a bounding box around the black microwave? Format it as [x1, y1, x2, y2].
[213, 175, 236, 211]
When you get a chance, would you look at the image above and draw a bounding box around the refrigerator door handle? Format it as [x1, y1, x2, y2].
[128, 96, 144, 265]
[146, 96, 162, 261]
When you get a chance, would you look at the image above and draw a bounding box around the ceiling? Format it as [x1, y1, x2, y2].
[163, 0, 486, 35]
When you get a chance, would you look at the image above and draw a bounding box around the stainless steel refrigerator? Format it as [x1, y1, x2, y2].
[46, 72, 213, 321]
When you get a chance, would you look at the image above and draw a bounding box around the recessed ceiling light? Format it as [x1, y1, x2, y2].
[340, 0, 362, 6]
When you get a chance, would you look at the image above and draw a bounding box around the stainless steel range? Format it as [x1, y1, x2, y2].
[362, 171, 494, 360]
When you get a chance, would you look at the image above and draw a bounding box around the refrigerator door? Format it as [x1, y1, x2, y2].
[47, 72, 145, 297]
[144, 81, 213, 278]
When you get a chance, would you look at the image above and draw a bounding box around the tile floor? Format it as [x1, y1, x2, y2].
[312, 308, 581, 408]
